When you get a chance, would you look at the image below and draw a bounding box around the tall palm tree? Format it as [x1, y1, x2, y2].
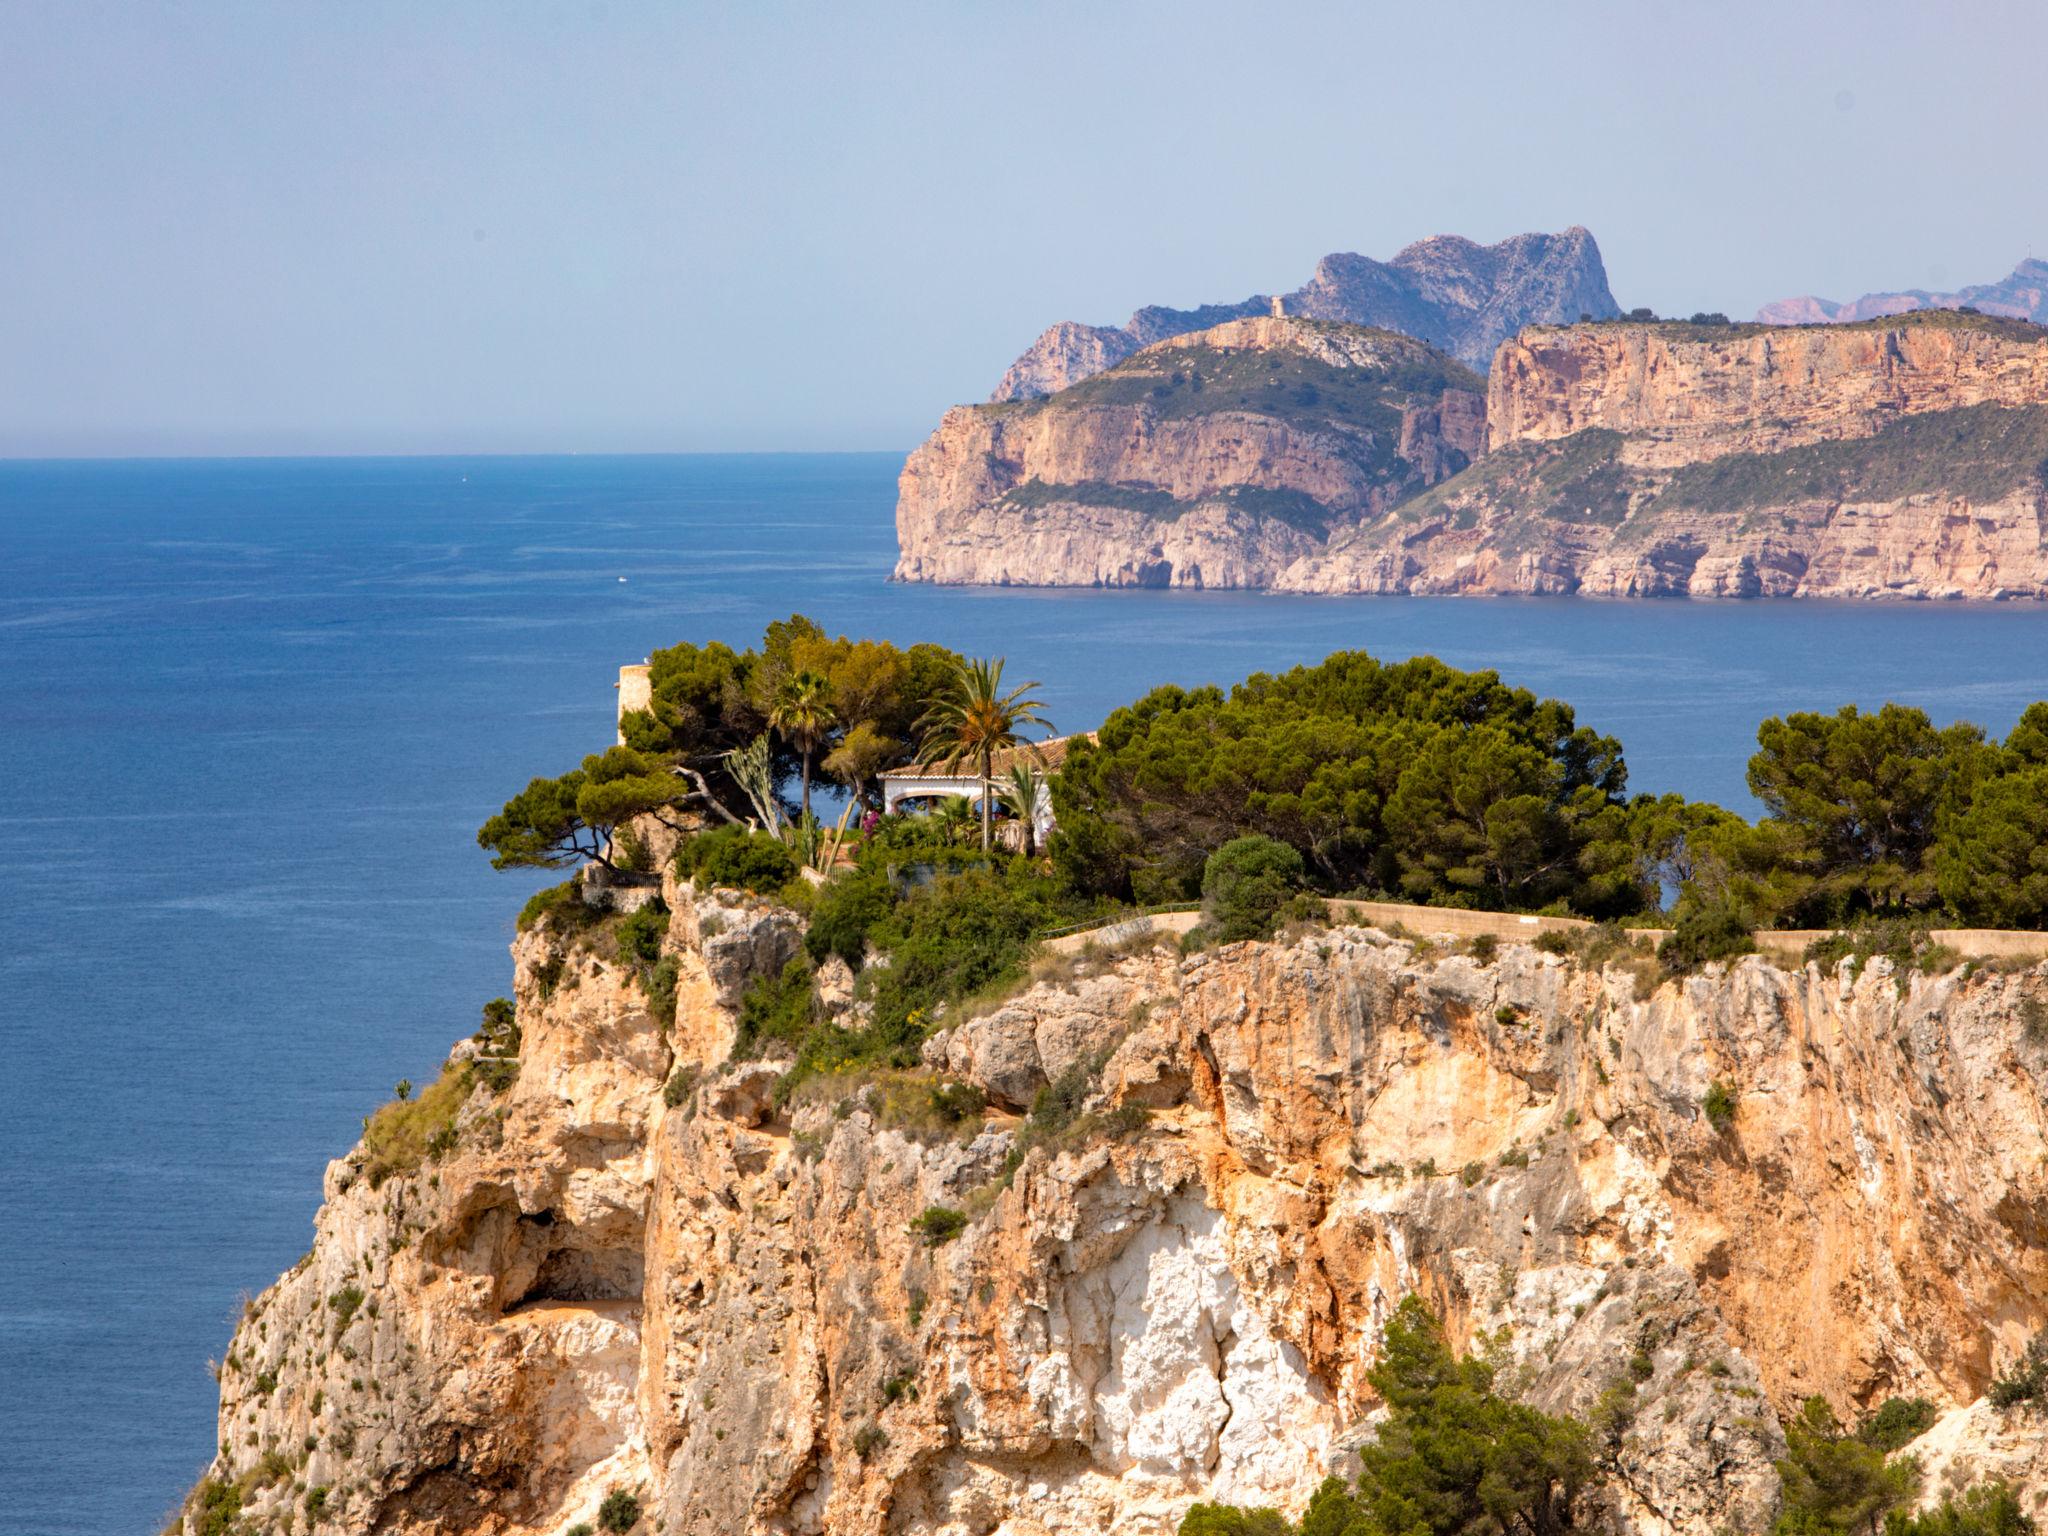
[769, 669, 837, 823]
[915, 657, 1054, 852]
[999, 762, 1049, 856]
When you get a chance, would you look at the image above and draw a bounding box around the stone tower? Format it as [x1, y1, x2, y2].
[616, 663, 651, 745]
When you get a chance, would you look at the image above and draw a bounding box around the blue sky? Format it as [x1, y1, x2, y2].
[4, 0, 2044, 456]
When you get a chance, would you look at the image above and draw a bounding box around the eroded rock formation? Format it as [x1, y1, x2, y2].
[183, 891, 2048, 1535]
[898, 309, 2048, 598]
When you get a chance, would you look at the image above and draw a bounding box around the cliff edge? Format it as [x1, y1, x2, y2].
[177, 884, 2048, 1535]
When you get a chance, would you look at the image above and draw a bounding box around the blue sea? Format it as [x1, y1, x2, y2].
[5, 452, 2048, 1535]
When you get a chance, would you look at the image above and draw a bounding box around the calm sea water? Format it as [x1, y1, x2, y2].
[5, 452, 2048, 1534]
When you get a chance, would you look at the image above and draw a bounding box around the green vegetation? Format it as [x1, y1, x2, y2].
[910, 1205, 968, 1246]
[1858, 1397, 1938, 1453]
[913, 654, 1055, 852]
[1051, 651, 1639, 914]
[1201, 835, 1307, 942]
[1888, 1482, 2032, 1536]
[1773, 1395, 1920, 1534]
[997, 479, 1343, 536]
[359, 1061, 475, 1187]
[674, 826, 799, 894]
[1178, 1295, 1596, 1536]
[1989, 1331, 2048, 1409]
[1702, 1080, 1737, 1133]
[596, 1488, 641, 1533]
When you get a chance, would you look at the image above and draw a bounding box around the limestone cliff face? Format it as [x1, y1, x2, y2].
[1488, 315, 2048, 465]
[185, 902, 2048, 1535]
[990, 226, 1619, 398]
[902, 309, 2048, 599]
[896, 317, 1484, 590]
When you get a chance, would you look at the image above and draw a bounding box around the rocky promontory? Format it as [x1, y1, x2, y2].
[897, 308, 2048, 598]
[991, 226, 1619, 397]
[176, 879, 2048, 1535]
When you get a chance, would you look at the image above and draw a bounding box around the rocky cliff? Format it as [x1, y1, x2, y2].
[896, 316, 1486, 589]
[179, 887, 2048, 1535]
[899, 309, 2048, 598]
[990, 227, 1618, 397]
[1758, 258, 2048, 327]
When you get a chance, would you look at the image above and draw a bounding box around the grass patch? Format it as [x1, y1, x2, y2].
[359, 1063, 475, 1188]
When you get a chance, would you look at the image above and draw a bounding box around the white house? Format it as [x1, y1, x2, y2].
[876, 734, 1086, 845]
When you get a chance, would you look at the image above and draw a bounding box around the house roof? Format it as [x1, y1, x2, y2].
[878, 732, 1090, 782]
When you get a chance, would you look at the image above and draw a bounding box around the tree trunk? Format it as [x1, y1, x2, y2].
[800, 749, 813, 822]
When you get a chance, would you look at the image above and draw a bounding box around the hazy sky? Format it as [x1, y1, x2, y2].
[5, 0, 2045, 456]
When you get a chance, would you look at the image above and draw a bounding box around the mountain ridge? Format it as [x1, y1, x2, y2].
[990, 226, 1619, 398]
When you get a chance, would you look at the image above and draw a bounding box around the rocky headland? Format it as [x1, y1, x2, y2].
[897, 308, 2048, 598]
[178, 870, 2048, 1535]
[990, 226, 1618, 397]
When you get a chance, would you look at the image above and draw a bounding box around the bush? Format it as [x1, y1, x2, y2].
[1887, 1480, 2031, 1536]
[1659, 898, 1756, 974]
[1202, 835, 1306, 943]
[1702, 1080, 1737, 1133]
[517, 879, 581, 933]
[1989, 1332, 2048, 1409]
[851, 1422, 888, 1458]
[676, 826, 799, 894]
[1181, 1296, 1596, 1536]
[1859, 1395, 1938, 1452]
[597, 1487, 642, 1533]
[614, 905, 668, 966]
[910, 1206, 968, 1246]
[805, 869, 892, 969]
[1773, 1395, 1919, 1534]
[735, 957, 819, 1057]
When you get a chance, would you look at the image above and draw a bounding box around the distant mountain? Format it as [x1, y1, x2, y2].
[989, 227, 1619, 398]
[1758, 258, 2048, 326]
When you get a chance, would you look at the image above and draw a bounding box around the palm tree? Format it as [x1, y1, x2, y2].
[915, 656, 1054, 852]
[769, 670, 837, 823]
[999, 762, 1049, 856]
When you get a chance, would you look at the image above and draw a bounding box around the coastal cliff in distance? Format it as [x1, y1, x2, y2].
[991, 226, 1619, 396]
[175, 871, 2048, 1536]
[896, 308, 2048, 598]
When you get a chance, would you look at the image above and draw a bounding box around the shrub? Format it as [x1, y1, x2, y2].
[189, 1477, 244, 1536]
[1989, 1332, 2048, 1409]
[565, 1526, 594, 1536]
[676, 827, 798, 894]
[614, 905, 669, 966]
[1659, 898, 1756, 975]
[1773, 1395, 1920, 1534]
[1202, 835, 1306, 943]
[1858, 1395, 1938, 1452]
[910, 1206, 968, 1246]
[662, 1065, 698, 1110]
[517, 879, 580, 932]
[1887, 1480, 2030, 1536]
[1470, 933, 1500, 963]
[596, 1488, 641, 1533]
[734, 957, 819, 1057]
[851, 1422, 888, 1458]
[642, 955, 680, 1026]
[1181, 1296, 1596, 1536]
[881, 1370, 918, 1405]
[1702, 1080, 1737, 1133]
[806, 869, 893, 968]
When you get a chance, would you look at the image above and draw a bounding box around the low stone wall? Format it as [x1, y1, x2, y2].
[1043, 899, 2048, 965]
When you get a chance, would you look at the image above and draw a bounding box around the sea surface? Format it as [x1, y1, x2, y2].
[5, 452, 2048, 1535]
